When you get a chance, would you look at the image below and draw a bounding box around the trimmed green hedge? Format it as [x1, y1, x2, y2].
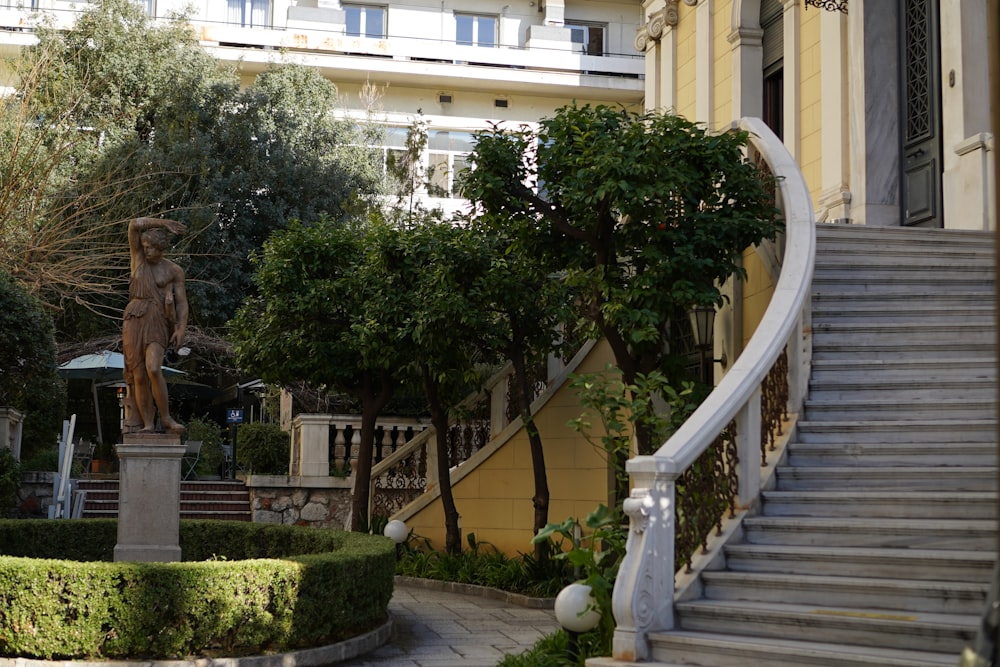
[0, 520, 395, 660]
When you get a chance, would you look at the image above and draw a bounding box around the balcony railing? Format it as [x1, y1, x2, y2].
[0, 4, 643, 81]
[610, 117, 816, 662]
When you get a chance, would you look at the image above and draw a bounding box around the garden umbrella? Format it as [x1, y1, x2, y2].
[57, 350, 184, 443]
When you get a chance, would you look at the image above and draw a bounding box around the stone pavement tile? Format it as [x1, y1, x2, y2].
[337, 582, 558, 666]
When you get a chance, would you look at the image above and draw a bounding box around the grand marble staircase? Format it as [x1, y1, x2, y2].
[631, 224, 998, 666]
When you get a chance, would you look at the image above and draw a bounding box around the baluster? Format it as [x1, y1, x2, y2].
[332, 425, 346, 474]
[349, 425, 361, 474]
[374, 425, 385, 464]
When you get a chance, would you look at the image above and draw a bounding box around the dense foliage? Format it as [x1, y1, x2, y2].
[0, 271, 65, 457]
[236, 422, 291, 474]
[0, 520, 395, 659]
[461, 104, 780, 451]
[4, 0, 382, 336]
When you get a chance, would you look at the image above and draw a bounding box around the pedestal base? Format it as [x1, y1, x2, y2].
[114, 434, 185, 563]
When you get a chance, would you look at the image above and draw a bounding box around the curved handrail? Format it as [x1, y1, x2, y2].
[610, 117, 816, 662]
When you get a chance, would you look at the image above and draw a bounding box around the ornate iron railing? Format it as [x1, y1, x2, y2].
[610, 117, 816, 662]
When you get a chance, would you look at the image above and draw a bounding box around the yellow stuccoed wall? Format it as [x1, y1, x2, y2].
[740, 247, 778, 350]
[713, 0, 733, 129]
[675, 3, 697, 119]
[798, 8, 823, 200]
[403, 339, 620, 555]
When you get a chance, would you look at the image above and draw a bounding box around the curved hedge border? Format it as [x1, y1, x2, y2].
[0, 520, 395, 661]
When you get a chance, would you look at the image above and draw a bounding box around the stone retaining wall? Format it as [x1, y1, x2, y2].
[247, 475, 353, 530]
[16, 471, 54, 518]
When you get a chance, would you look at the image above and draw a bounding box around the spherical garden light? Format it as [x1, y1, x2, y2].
[554, 582, 602, 662]
[383, 519, 408, 544]
[383, 519, 408, 559]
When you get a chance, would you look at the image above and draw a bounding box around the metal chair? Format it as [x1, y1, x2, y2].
[181, 440, 202, 480]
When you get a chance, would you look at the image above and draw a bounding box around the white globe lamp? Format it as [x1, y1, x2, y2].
[383, 519, 408, 544]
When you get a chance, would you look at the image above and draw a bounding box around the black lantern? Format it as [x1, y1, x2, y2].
[688, 305, 727, 384]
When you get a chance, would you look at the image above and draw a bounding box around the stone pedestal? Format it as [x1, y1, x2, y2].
[113, 434, 184, 562]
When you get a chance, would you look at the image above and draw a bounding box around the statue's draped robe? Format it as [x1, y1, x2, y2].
[122, 262, 170, 427]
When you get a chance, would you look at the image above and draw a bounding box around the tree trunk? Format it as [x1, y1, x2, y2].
[349, 373, 394, 531]
[509, 345, 550, 561]
[423, 369, 462, 555]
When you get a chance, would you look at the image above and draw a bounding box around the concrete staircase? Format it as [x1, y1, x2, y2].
[643, 224, 998, 666]
[78, 479, 252, 521]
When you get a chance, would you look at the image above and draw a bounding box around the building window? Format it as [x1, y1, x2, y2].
[427, 130, 474, 197]
[227, 0, 271, 28]
[345, 4, 386, 38]
[760, 0, 783, 140]
[456, 14, 497, 47]
[566, 21, 605, 56]
[379, 126, 474, 198]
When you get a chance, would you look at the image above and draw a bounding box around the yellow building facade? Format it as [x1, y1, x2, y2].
[637, 0, 994, 232]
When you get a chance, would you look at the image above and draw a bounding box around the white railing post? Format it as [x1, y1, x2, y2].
[787, 306, 812, 414]
[735, 388, 762, 510]
[612, 457, 677, 662]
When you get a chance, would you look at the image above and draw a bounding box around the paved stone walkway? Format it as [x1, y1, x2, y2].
[338, 582, 559, 667]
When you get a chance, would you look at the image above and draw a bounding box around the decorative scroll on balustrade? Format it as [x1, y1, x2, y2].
[446, 396, 491, 466]
[372, 439, 429, 518]
[760, 346, 789, 464]
[675, 420, 738, 573]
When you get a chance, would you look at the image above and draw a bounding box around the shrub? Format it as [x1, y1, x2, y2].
[186, 415, 224, 478]
[236, 422, 290, 474]
[0, 270, 65, 460]
[0, 449, 20, 516]
[0, 519, 395, 659]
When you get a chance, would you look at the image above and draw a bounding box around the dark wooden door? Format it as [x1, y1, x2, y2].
[899, 0, 943, 228]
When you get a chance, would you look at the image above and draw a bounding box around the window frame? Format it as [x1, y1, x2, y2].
[344, 3, 387, 39]
[455, 13, 498, 48]
[565, 20, 606, 57]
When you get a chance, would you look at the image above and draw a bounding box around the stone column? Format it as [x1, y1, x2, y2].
[113, 434, 185, 563]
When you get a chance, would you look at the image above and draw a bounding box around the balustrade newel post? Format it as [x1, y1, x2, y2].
[612, 457, 677, 662]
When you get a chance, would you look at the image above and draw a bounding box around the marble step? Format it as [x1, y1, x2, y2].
[810, 358, 996, 381]
[673, 599, 977, 655]
[635, 630, 958, 667]
[760, 489, 997, 519]
[803, 399, 996, 421]
[806, 380, 996, 402]
[784, 441, 997, 467]
[812, 322, 994, 347]
[742, 516, 996, 550]
[814, 224, 993, 248]
[811, 290, 994, 306]
[700, 571, 989, 615]
[795, 419, 997, 444]
[773, 465, 998, 491]
[723, 544, 997, 583]
[811, 274, 993, 294]
[811, 341, 994, 361]
[815, 249, 993, 265]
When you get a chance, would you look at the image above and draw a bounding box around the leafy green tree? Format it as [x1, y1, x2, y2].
[9, 0, 382, 333]
[460, 104, 780, 452]
[472, 221, 576, 557]
[391, 215, 503, 555]
[0, 271, 65, 460]
[230, 215, 406, 530]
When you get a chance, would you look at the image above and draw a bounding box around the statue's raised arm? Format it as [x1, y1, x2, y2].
[122, 217, 189, 435]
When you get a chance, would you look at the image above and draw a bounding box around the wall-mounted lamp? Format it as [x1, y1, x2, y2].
[688, 305, 728, 383]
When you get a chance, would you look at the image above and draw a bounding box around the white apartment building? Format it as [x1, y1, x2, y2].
[0, 0, 645, 212]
